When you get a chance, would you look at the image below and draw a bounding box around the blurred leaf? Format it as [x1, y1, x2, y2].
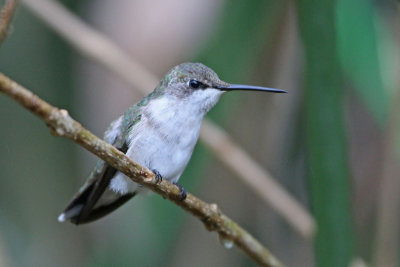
[298, 1, 354, 266]
[197, 0, 280, 78]
[336, 0, 388, 125]
[196, 0, 282, 127]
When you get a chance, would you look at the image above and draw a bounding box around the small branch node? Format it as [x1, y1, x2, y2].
[210, 203, 220, 215]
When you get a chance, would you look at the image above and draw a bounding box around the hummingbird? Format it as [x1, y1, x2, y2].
[58, 62, 286, 225]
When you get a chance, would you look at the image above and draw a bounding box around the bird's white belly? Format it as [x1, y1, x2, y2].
[109, 104, 202, 195]
[130, 126, 197, 181]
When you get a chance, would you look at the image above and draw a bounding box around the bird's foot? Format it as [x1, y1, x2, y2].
[173, 182, 187, 201]
[152, 169, 163, 184]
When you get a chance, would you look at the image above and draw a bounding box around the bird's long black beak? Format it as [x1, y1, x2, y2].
[216, 84, 286, 93]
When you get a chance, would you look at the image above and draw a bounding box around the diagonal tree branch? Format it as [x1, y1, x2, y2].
[0, 72, 283, 266]
[0, 0, 19, 45]
[22, 0, 315, 238]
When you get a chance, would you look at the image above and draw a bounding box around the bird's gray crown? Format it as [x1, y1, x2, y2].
[162, 62, 228, 89]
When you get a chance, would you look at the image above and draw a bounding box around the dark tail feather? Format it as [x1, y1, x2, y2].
[58, 181, 136, 225]
[74, 192, 136, 224]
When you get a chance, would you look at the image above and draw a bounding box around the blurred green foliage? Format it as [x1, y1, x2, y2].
[298, 1, 354, 266]
[298, 0, 392, 266]
[337, 0, 388, 125]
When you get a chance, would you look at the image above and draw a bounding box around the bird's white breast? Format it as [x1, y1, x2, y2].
[109, 96, 204, 194]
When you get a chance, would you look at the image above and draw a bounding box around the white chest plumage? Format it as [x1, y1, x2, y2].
[109, 96, 205, 195]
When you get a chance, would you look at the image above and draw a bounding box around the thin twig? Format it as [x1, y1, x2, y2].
[0, 0, 19, 45]
[22, 0, 315, 238]
[0, 72, 283, 267]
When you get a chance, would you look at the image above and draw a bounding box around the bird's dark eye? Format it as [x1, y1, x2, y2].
[189, 80, 202, 89]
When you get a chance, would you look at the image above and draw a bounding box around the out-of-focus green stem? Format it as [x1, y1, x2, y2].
[297, 1, 354, 266]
